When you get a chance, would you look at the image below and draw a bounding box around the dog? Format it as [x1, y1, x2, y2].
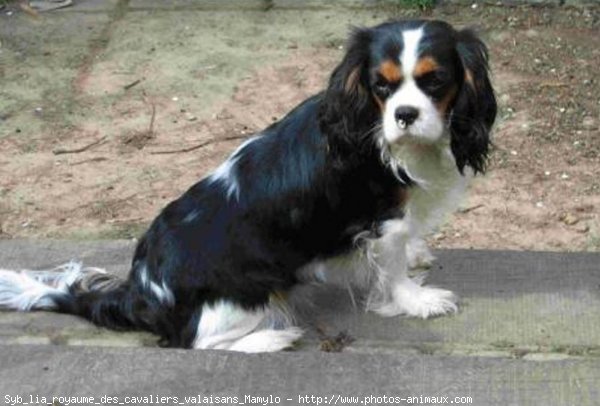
[0, 19, 496, 352]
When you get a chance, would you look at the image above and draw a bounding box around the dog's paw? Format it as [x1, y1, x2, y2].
[374, 281, 458, 319]
[406, 238, 436, 270]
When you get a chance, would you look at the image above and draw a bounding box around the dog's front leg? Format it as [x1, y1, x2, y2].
[406, 236, 436, 270]
[367, 220, 458, 319]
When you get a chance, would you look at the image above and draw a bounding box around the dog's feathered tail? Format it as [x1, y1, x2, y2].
[0, 263, 165, 335]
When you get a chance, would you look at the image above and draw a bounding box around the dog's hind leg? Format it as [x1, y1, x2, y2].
[190, 297, 302, 353]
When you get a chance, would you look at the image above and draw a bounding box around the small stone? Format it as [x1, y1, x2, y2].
[581, 116, 596, 130]
[215, 112, 233, 120]
[185, 113, 197, 122]
[560, 173, 570, 180]
[172, 96, 179, 102]
[525, 29, 539, 38]
[544, 171, 551, 176]
[433, 233, 445, 241]
[510, 150, 518, 156]
[536, 201, 544, 208]
[559, 213, 579, 226]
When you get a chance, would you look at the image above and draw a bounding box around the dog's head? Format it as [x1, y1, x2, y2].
[319, 20, 497, 173]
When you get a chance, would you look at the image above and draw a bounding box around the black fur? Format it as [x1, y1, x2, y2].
[450, 28, 497, 174]
[45, 20, 496, 349]
[56, 99, 404, 348]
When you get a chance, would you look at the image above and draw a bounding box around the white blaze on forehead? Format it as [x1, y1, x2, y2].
[400, 27, 424, 77]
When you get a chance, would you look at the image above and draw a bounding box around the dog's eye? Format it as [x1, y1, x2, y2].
[374, 80, 392, 98]
[418, 70, 449, 93]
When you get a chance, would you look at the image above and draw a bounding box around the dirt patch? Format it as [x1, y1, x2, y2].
[0, 5, 598, 252]
[0, 45, 337, 239]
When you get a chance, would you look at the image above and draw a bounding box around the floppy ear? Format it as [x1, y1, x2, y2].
[450, 28, 497, 174]
[318, 28, 379, 158]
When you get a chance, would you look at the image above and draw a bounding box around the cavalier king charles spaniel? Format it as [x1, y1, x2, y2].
[0, 20, 496, 352]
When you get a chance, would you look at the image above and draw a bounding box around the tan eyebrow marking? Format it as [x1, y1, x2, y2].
[413, 56, 440, 77]
[379, 60, 402, 83]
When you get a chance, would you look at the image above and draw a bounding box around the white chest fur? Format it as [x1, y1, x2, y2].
[391, 139, 469, 236]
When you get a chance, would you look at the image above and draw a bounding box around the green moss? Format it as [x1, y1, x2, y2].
[490, 340, 516, 349]
[377, 0, 436, 10]
[397, 0, 436, 9]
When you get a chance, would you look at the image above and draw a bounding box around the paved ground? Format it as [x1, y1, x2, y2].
[1, 240, 599, 405]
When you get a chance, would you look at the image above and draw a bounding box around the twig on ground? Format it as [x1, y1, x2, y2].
[106, 217, 144, 224]
[123, 79, 142, 90]
[53, 135, 108, 155]
[148, 104, 156, 136]
[70, 157, 109, 166]
[150, 135, 249, 155]
[459, 204, 485, 214]
[314, 325, 355, 353]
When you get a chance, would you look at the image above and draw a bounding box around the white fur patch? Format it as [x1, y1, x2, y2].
[365, 219, 457, 318]
[393, 142, 469, 236]
[374, 278, 458, 318]
[400, 28, 424, 77]
[182, 210, 201, 223]
[226, 328, 304, 353]
[139, 265, 174, 306]
[209, 156, 241, 200]
[192, 298, 301, 353]
[0, 262, 102, 311]
[207, 136, 258, 201]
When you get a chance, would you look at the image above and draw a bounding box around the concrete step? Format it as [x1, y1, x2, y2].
[1, 343, 599, 405]
[2, 240, 599, 357]
[1, 240, 599, 404]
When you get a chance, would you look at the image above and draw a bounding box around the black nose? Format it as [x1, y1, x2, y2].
[394, 106, 419, 126]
